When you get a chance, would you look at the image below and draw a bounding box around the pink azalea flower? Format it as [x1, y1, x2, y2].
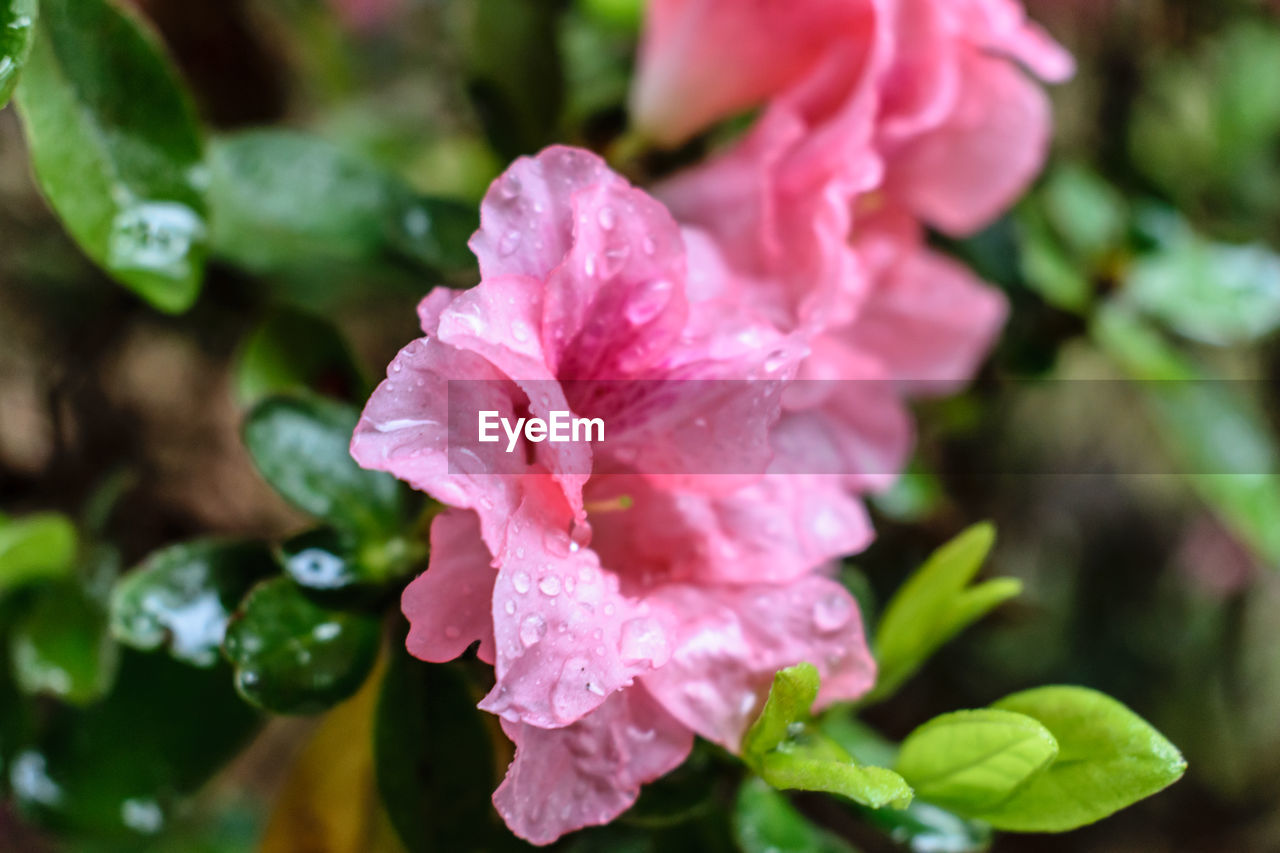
[632, 0, 1073, 233]
[353, 147, 879, 844]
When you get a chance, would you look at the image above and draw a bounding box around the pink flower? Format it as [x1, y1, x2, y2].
[633, 0, 1073, 234]
[353, 147, 879, 844]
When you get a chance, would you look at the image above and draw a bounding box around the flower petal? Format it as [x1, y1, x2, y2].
[403, 509, 496, 664]
[642, 576, 875, 749]
[494, 685, 693, 846]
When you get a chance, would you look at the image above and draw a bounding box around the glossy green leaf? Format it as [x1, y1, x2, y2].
[733, 778, 856, 853]
[896, 709, 1058, 813]
[0, 512, 77, 594]
[15, 0, 207, 313]
[870, 524, 1019, 701]
[8, 651, 259, 838]
[234, 310, 366, 407]
[208, 130, 476, 278]
[374, 646, 501, 851]
[976, 686, 1186, 832]
[223, 578, 380, 714]
[0, 0, 36, 106]
[855, 800, 991, 853]
[109, 540, 277, 668]
[10, 583, 120, 706]
[744, 665, 912, 811]
[243, 394, 403, 540]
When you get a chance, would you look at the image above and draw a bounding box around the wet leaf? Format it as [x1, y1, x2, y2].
[374, 646, 501, 851]
[855, 800, 991, 853]
[896, 709, 1058, 813]
[977, 686, 1186, 832]
[234, 310, 367, 407]
[15, 0, 207, 312]
[223, 578, 380, 715]
[109, 540, 277, 668]
[10, 583, 120, 706]
[208, 130, 476, 278]
[733, 778, 855, 853]
[0, 512, 77, 595]
[8, 651, 259, 838]
[870, 524, 1019, 702]
[744, 665, 912, 811]
[0, 0, 36, 107]
[243, 394, 404, 541]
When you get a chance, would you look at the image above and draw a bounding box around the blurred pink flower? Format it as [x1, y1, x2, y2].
[633, 0, 1073, 234]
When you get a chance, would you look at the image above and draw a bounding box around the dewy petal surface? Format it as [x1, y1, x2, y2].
[642, 576, 875, 750]
[493, 685, 693, 846]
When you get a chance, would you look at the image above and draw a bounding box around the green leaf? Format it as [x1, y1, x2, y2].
[242, 394, 403, 541]
[1124, 212, 1280, 346]
[466, 0, 564, 159]
[1093, 306, 1280, 565]
[870, 524, 1018, 702]
[855, 800, 991, 853]
[374, 645, 502, 851]
[0, 512, 78, 594]
[744, 665, 913, 811]
[896, 709, 1058, 813]
[222, 578, 380, 715]
[208, 130, 476, 278]
[233, 310, 367, 407]
[743, 662, 820, 765]
[733, 778, 856, 853]
[1040, 164, 1128, 263]
[10, 583, 120, 706]
[109, 540, 277, 668]
[976, 686, 1186, 832]
[15, 0, 207, 313]
[8, 651, 259, 838]
[0, 0, 36, 107]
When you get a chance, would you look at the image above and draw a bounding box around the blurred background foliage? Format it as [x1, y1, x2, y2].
[2, 0, 1280, 850]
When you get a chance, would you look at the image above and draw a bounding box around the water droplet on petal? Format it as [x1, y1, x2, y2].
[597, 206, 616, 230]
[504, 599, 516, 615]
[519, 614, 547, 647]
[513, 571, 531, 594]
[543, 529, 572, 557]
[539, 575, 562, 597]
[618, 617, 670, 666]
[625, 279, 672, 325]
[499, 230, 523, 256]
[764, 349, 788, 373]
[813, 592, 852, 632]
[641, 236, 657, 256]
[510, 320, 532, 343]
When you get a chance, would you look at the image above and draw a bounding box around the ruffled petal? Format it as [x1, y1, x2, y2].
[884, 51, 1053, 235]
[493, 685, 693, 846]
[402, 509, 496, 664]
[642, 576, 875, 749]
[470, 146, 623, 281]
[480, 476, 671, 727]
